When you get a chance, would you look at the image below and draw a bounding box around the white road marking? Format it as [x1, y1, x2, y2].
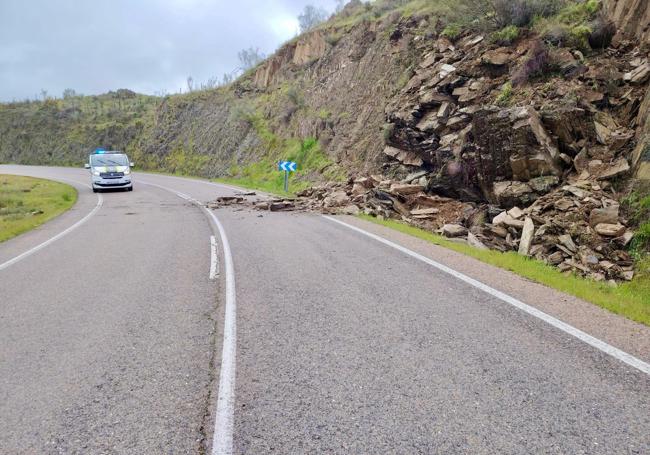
[140, 180, 237, 454]
[210, 236, 219, 280]
[323, 216, 650, 376]
[205, 208, 237, 455]
[0, 181, 103, 272]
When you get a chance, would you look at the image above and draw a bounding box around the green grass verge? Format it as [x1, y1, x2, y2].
[0, 175, 77, 243]
[360, 215, 650, 326]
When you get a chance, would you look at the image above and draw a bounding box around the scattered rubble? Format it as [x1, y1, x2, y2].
[207, 31, 648, 283]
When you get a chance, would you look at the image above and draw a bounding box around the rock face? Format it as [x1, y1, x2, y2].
[605, 0, 650, 44]
[632, 87, 650, 179]
[474, 107, 563, 184]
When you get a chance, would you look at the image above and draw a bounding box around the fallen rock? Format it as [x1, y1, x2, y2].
[468, 232, 489, 250]
[518, 217, 535, 256]
[441, 224, 468, 238]
[323, 190, 350, 208]
[493, 181, 537, 208]
[589, 206, 619, 227]
[383, 146, 424, 167]
[340, 204, 360, 215]
[595, 223, 626, 237]
[410, 207, 440, 217]
[390, 183, 425, 195]
[481, 48, 511, 66]
[597, 159, 630, 180]
[558, 234, 577, 253]
[624, 63, 650, 85]
[507, 207, 524, 220]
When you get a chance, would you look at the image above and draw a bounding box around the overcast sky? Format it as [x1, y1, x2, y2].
[0, 0, 340, 101]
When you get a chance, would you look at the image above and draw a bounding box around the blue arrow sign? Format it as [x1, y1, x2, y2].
[278, 161, 297, 172]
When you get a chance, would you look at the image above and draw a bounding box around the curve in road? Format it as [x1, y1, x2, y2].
[1, 165, 648, 454]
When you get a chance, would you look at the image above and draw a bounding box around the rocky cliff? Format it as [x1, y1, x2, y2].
[605, 0, 650, 44]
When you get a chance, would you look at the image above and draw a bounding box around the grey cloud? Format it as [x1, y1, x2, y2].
[0, 0, 339, 101]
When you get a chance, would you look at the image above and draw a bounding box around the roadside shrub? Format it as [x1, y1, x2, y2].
[536, 0, 603, 50]
[286, 86, 304, 108]
[491, 0, 564, 27]
[325, 32, 343, 46]
[441, 24, 461, 40]
[496, 82, 514, 105]
[512, 40, 550, 86]
[491, 25, 520, 45]
[569, 24, 593, 50]
[383, 123, 395, 143]
[632, 222, 650, 255]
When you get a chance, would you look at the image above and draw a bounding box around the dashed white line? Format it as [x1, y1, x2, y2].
[210, 235, 219, 280]
[0, 181, 103, 272]
[323, 215, 650, 376]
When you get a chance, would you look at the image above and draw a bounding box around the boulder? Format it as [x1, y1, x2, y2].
[597, 158, 630, 180]
[595, 223, 626, 237]
[323, 190, 350, 208]
[389, 183, 425, 195]
[472, 107, 563, 190]
[481, 48, 511, 66]
[558, 234, 577, 253]
[340, 204, 360, 215]
[589, 206, 619, 227]
[441, 224, 468, 238]
[507, 207, 524, 219]
[383, 146, 424, 167]
[468, 232, 489, 250]
[492, 181, 537, 208]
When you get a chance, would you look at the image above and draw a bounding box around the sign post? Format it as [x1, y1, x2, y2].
[278, 161, 297, 193]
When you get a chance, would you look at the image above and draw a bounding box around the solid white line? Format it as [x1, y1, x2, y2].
[140, 180, 237, 453]
[210, 236, 218, 280]
[0, 182, 103, 272]
[205, 208, 237, 455]
[323, 216, 650, 376]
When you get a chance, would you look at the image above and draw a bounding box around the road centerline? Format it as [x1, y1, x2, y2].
[139, 180, 237, 454]
[323, 215, 650, 376]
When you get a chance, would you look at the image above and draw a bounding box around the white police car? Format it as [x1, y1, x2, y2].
[85, 149, 134, 192]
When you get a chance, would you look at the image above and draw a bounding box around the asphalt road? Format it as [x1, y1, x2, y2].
[1, 165, 649, 455]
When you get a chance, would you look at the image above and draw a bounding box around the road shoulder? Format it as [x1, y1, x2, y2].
[336, 215, 650, 363]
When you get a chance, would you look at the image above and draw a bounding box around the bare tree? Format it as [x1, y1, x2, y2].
[298, 4, 328, 33]
[238, 47, 265, 71]
[62, 88, 77, 99]
[186, 76, 194, 93]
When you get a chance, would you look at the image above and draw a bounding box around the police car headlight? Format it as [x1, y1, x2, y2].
[93, 170, 101, 176]
[123, 169, 131, 175]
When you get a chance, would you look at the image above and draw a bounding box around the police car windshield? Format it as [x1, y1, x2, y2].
[91, 154, 129, 167]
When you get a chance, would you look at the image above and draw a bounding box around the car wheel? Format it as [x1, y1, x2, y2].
[128, 186, 133, 192]
[93, 188, 99, 193]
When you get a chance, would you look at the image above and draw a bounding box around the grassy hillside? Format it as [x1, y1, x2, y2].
[0, 90, 158, 166]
